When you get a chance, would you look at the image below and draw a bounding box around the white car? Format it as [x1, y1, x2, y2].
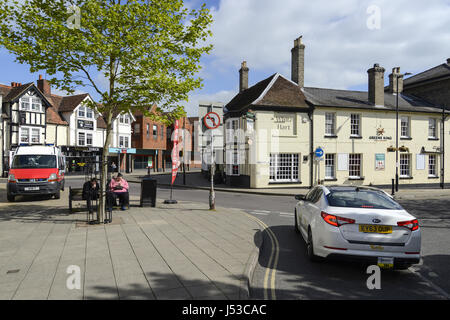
[294, 185, 421, 269]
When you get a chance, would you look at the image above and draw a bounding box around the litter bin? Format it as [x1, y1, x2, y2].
[140, 177, 157, 207]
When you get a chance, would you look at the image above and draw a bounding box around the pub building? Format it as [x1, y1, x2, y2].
[223, 37, 450, 189]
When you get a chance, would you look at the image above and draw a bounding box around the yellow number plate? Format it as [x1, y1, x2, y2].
[359, 225, 392, 234]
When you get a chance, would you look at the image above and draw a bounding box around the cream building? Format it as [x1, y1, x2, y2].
[224, 37, 450, 189]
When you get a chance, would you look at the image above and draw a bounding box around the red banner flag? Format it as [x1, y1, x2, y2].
[171, 120, 180, 185]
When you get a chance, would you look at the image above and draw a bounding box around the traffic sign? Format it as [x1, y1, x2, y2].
[203, 112, 221, 130]
[315, 147, 324, 158]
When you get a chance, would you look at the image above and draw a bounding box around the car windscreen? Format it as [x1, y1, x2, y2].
[326, 190, 403, 210]
[11, 155, 57, 169]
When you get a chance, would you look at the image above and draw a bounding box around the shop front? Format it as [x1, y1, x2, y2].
[61, 146, 102, 175]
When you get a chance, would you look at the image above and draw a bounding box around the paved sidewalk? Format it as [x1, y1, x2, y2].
[0, 189, 262, 300]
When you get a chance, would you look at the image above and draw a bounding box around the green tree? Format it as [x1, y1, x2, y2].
[0, 0, 212, 222]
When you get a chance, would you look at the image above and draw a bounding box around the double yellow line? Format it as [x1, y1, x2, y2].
[245, 213, 280, 300]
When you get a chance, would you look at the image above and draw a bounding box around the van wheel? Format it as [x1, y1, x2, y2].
[7, 194, 14, 202]
[54, 189, 61, 199]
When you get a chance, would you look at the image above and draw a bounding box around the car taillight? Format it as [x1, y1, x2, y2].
[8, 174, 16, 183]
[321, 211, 355, 227]
[397, 219, 419, 231]
[48, 173, 58, 182]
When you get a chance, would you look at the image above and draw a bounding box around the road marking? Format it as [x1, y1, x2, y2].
[279, 212, 294, 216]
[408, 267, 450, 300]
[251, 211, 269, 216]
[243, 213, 279, 300]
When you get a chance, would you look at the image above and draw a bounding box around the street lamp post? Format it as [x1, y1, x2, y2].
[395, 72, 411, 192]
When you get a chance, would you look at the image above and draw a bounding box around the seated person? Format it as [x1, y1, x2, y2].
[107, 173, 129, 211]
[82, 178, 100, 214]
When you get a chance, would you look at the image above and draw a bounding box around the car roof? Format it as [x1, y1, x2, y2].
[322, 185, 384, 193]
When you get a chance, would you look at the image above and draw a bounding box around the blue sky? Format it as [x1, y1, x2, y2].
[1, 0, 450, 116]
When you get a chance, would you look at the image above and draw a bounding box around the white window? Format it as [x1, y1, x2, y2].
[134, 123, 140, 134]
[226, 118, 240, 145]
[152, 125, 157, 139]
[325, 113, 335, 136]
[350, 114, 361, 136]
[31, 97, 41, 111]
[325, 154, 336, 179]
[119, 115, 129, 124]
[20, 126, 41, 144]
[20, 95, 42, 112]
[349, 154, 362, 178]
[78, 106, 85, 118]
[269, 154, 299, 182]
[401, 116, 410, 138]
[86, 133, 93, 146]
[428, 118, 437, 138]
[31, 128, 40, 143]
[78, 132, 85, 146]
[86, 107, 93, 119]
[400, 154, 411, 177]
[119, 136, 129, 148]
[428, 154, 437, 177]
[20, 127, 29, 143]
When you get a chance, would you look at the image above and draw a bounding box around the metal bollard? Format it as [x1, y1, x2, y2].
[391, 179, 395, 195]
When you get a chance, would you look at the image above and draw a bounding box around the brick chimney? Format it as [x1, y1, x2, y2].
[367, 63, 385, 106]
[388, 67, 404, 94]
[37, 74, 51, 95]
[239, 61, 249, 92]
[291, 36, 305, 87]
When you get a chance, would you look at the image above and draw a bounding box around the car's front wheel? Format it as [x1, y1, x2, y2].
[307, 228, 321, 262]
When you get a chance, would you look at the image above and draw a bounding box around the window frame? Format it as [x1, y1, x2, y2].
[325, 153, 336, 179]
[350, 113, 361, 137]
[400, 116, 410, 138]
[428, 118, 437, 139]
[428, 154, 437, 177]
[348, 154, 362, 178]
[325, 112, 336, 136]
[399, 153, 411, 178]
[269, 153, 300, 183]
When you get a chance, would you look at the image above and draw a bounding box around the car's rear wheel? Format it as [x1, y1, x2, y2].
[307, 228, 320, 262]
[294, 210, 300, 234]
[7, 194, 14, 202]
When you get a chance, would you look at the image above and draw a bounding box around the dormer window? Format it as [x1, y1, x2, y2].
[20, 95, 42, 112]
[119, 114, 129, 124]
[78, 106, 94, 119]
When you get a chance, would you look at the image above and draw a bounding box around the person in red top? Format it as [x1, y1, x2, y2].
[107, 173, 129, 211]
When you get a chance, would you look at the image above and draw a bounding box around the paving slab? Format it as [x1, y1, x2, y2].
[0, 186, 262, 300]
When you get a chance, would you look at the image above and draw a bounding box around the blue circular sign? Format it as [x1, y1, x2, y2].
[315, 147, 324, 158]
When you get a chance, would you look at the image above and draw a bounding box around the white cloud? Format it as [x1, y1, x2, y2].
[204, 0, 450, 89]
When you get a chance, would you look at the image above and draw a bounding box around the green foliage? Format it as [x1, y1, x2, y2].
[0, 0, 213, 125]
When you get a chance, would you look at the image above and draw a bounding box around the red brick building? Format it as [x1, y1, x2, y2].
[131, 105, 167, 171]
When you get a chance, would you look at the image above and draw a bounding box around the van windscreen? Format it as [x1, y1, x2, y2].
[12, 155, 57, 169]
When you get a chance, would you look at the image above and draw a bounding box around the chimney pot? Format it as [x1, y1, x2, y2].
[368, 63, 385, 106]
[388, 67, 404, 94]
[239, 61, 249, 92]
[11, 82, 15, 87]
[37, 76, 51, 95]
[291, 35, 305, 87]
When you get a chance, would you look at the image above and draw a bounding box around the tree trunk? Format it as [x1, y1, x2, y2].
[98, 111, 113, 224]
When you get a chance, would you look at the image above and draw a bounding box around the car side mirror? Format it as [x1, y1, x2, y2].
[295, 194, 305, 201]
